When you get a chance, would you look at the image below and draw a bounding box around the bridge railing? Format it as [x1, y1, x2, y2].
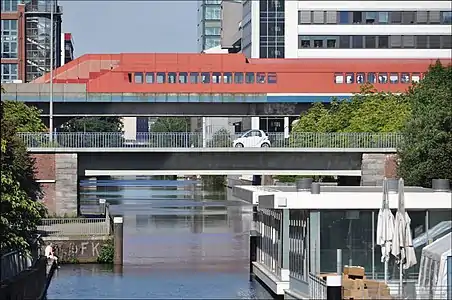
[0, 251, 33, 282]
[18, 132, 402, 149]
[38, 218, 110, 237]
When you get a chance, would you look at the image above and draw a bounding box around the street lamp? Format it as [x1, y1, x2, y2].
[49, 0, 54, 142]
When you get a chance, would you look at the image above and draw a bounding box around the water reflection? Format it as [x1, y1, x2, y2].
[48, 177, 272, 299]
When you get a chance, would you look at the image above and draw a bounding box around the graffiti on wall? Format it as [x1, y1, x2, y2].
[47, 240, 106, 263]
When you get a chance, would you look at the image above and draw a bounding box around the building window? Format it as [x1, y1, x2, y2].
[429, 36, 441, 49]
[339, 11, 349, 24]
[134, 72, 143, 84]
[326, 11, 337, 24]
[416, 11, 428, 24]
[257, 73, 266, 83]
[205, 6, 221, 20]
[339, 36, 351, 48]
[201, 72, 210, 83]
[145, 72, 154, 83]
[352, 36, 364, 48]
[357, 73, 365, 84]
[1, 63, 18, 82]
[299, 36, 311, 48]
[378, 12, 389, 24]
[204, 26, 220, 36]
[334, 73, 344, 84]
[346, 73, 354, 84]
[402, 11, 416, 24]
[179, 72, 188, 84]
[204, 36, 220, 49]
[234, 72, 243, 84]
[390, 11, 402, 24]
[212, 72, 221, 84]
[313, 38, 323, 48]
[378, 36, 389, 48]
[367, 73, 377, 84]
[168, 72, 177, 83]
[268, 72, 277, 84]
[442, 11, 452, 24]
[190, 72, 199, 84]
[403, 35, 415, 48]
[1, 20, 18, 59]
[442, 35, 452, 49]
[411, 73, 421, 83]
[313, 11, 325, 24]
[390, 73, 399, 84]
[1, 0, 19, 11]
[390, 35, 402, 48]
[416, 36, 428, 48]
[365, 12, 377, 24]
[245, 72, 255, 84]
[299, 11, 311, 24]
[352, 11, 362, 24]
[429, 11, 441, 24]
[156, 72, 165, 83]
[365, 36, 376, 48]
[326, 37, 337, 48]
[401, 73, 410, 83]
[223, 72, 232, 84]
[378, 73, 388, 84]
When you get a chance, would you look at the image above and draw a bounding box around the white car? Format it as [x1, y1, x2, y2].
[233, 129, 271, 148]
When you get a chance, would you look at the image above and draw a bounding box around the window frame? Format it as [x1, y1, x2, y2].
[156, 72, 166, 84]
[223, 72, 232, 84]
[134, 72, 143, 84]
[168, 72, 177, 84]
[201, 72, 211, 84]
[256, 72, 266, 84]
[234, 72, 244, 84]
[268, 72, 277, 84]
[245, 72, 255, 84]
[345, 73, 355, 84]
[190, 72, 199, 84]
[145, 72, 154, 84]
[212, 72, 222, 84]
[334, 73, 344, 84]
[179, 72, 188, 84]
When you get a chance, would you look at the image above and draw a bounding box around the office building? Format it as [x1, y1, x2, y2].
[1, 0, 64, 83]
[220, 0, 452, 132]
[197, 0, 222, 52]
[61, 32, 74, 65]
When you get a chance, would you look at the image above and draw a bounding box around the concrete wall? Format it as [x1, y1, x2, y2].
[361, 154, 398, 186]
[221, 0, 243, 49]
[0, 257, 48, 300]
[43, 236, 110, 263]
[32, 153, 78, 216]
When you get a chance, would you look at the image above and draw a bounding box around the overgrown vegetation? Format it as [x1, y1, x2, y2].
[97, 239, 114, 264]
[1, 88, 47, 254]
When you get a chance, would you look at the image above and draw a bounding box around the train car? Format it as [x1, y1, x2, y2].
[34, 53, 451, 99]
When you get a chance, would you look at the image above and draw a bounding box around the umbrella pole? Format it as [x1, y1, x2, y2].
[399, 259, 403, 298]
[384, 260, 388, 284]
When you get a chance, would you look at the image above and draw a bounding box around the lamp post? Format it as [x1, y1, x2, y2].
[49, 0, 54, 142]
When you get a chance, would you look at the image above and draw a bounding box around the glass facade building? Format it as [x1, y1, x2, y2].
[197, 0, 222, 52]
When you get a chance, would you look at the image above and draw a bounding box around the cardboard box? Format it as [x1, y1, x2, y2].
[344, 265, 365, 278]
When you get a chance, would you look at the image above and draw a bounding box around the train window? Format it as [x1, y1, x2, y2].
[378, 73, 388, 84]
[179, 72, 188, 84]
[411, 73, 421, 83]
[356, 73, 365, 84]
[401, 73, 410, 84]
[257, 73, 266, 84]
[234, 72, 244, 84]
[223, 72, 232, 84]
[389, 73, 399, 84]
[156, 72, 165, 83]
[367, 72, 376, 84]
[268, 72, 277, 84]
[334, 73, 344, 84]
[134, 72, 143, 84]
[245, 72, 255, 84]
[168, 72, 177, 84]
[345, 73, 354, 84]
[145, 72, 154, 83]
[212, 72, 221, 84]
[201, 72, 210, 84]
[190, 72, 199, 84]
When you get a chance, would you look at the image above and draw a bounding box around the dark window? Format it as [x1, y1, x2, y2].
[345, 73, 354, 84]
[430, 36, 441, 48]
[390, 35, 402, 48]
[356, 73, 365, 84]
[260, 47, 268, 58]
[339, 36, 351, 48]
[429, 11, 441, 24]
[352, 36, 364, 48]
[190, 72, 199, 84]
[201, 72, 210, 83]
[365, 12, 377, 24]
[416, 11, 428, 24]
[390, 12, 402, 24]
[339, 11, 349, 24]
[352, 11, 362, 24]
[179, 72, 188, 83]
[127, 73, 132, 83]
[299, 36, 311, 48]
[212, 72, 221, 84]
[367, 72, 377, 84]
[378, 12, 389, 24]
[223, 72, 232, 84]
[313, 38, 324, 48]
[145, 72, 154, 83]
[378, 73, 388, 84]
[257, 73, 266, 83]
[378, 36, 389, 49]
[134, 72, 143, 84]
[234, 72, 244, 84]
[156, 72, 165, 83]
[416, 36, 428, 48]
[365, 36, 376, 48]
[334, 73, 344, 84]
[299, 11, 311, 24]
[245, 72, 255, 84]
[268, 72, 277, 84]
[402, 11, 416, 24]
[403, 36, 415, 48]
[168, 72, 177, 83]
[442, 35, 452, 49]
[442, 11, 452, 24]
[401, 73, 410, 83]
[389, 73, 399, 84]
[326, 37, 337, 48]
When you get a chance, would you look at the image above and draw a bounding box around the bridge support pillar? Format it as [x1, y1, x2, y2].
[361, 154, 398, 186]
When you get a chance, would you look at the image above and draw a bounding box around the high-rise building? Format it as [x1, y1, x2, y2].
[197, 0, 222, 52]
[1, 0, 64, 83]
[220, 0, 452, 133]
[61, 32, 74, 65]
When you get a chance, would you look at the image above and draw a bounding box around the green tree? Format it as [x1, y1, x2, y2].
[59, 117, 124, 147]
[1, 101, 47, 254]
[207, 128, 233, 147]
[2, 100, 46, 133]
[398, 61, 452, 187]
[149, 117, 191, 147]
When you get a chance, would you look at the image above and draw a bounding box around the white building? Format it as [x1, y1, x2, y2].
[221, 0, 452, 131]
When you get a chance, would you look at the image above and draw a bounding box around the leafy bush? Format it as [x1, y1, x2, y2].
[97, 239, 114, 264]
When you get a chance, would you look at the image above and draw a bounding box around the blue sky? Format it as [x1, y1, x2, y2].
[61, 1, 198, 56]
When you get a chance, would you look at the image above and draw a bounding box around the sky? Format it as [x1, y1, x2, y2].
[61, 1, 199, 56]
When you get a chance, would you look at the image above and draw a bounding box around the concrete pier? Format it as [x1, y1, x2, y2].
[113, 217, 124, 265]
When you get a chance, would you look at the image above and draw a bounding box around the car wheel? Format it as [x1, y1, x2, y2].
[235, 143, 244, 148]
[261, 143, 270, 147]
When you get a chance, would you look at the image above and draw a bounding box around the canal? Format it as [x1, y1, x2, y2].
[47, 177, 273, 299]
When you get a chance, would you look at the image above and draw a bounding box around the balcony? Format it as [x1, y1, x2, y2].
[24, 3, 63, 14]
